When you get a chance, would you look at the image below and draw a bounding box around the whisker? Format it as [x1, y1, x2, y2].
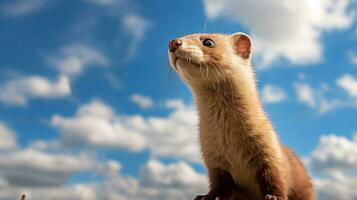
[202, 16, 207, 33]
[208, 61, 235, 101]
[11, 185, 17, 200]
[208, 67, 219, 90]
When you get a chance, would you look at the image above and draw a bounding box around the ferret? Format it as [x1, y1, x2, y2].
[168, 33, 314, 200]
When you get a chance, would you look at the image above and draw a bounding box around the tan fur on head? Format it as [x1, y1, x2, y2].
[168, 33, 253, 85]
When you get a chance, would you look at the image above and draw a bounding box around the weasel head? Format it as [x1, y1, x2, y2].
[168, 32, 253, 86]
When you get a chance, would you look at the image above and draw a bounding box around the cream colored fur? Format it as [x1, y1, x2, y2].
[168, 33, 304, 200]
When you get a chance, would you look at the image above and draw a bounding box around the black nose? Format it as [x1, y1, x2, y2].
[169, 39, 182, 52]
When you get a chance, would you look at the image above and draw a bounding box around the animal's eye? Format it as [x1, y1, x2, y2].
[202, 38, 215, 48]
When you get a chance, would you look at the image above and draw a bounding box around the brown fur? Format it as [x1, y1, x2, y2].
[168, 33, 314, 200]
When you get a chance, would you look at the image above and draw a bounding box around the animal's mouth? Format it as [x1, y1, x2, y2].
[173, 56, 179, 66]
[171, 54, 200, 69]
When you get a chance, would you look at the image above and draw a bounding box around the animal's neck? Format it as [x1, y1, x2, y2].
[191, 73, 271, 134]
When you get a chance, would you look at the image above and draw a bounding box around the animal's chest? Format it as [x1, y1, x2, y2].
[200, 124, 261, 195]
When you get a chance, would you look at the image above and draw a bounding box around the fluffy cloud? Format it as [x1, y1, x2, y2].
[305, 134, 357, 172]
[203, 0, 355, 67]
[51, 99, 148, 151]
[34, 160, 206, 200]
[292, 74, 357, 114]
[0, 149, 93, 187]
[121, 14, 150, 41]
[0, 181, 97, 200]
[293, 78, 356, 114]
[314, 172, 357, 200]
[0, 122, 96, 197]
[0, 122, 17, 150]
[142, 100, 200, 161]
[51, 99, 201, 162]
[337, 74, 357, 98]
[130, 94, 153, 109]
[0, 159, 207, 200]
[304, 133, 357, 200]
[120, 14, 152, 62]
[140, 159, 206, 188]
[47, 44, 110, 77]
[1, 0, 47, 17]
[294, 83, 317, 107]
[0, 75, 70, 106]
[261, 84, 287, 103]
[0, 122, 95, 192]
[136, 159, 207, 200]
[4, 120, 357, 200]
[88, 159, 207, 200]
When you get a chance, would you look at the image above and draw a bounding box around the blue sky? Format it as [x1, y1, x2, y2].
[0, 0, 357, 199]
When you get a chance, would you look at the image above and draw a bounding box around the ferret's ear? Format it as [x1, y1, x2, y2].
[231, 32, 252, 60]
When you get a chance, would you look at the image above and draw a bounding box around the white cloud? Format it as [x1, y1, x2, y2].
[140, 159, 206, 188]
[0, 149, 94, 187]
[47, 44, 110, 77]
[130, 94, 153, 109]
[122, 14, 150, 40]
[261, 84, 287, 103]
[293, 81, 349, 114]
[6, 120, 357, 200]
[1, 0, 47, 17]
[0, 125, 97, 197]
[77, 99, 115, 120]
[0, 122, 17, 150]
[0, 75, 70, 106]
[51, 99, 201, 162]
[120, 14, 152, 62]
[203, 0, 355, 67]
[305, 134, 357, 172]
[294, 74, 357, 114]
[90, 160, 208, 200]
[0, 182, 97, 200]
[165, 99, 186, 110]
[347, 51, 357, 66]
[0, 129, 208, 200]
[51, 99, 148, 151]
[95, 159, 207, 200]
[304, 133, 357, 200]
[0, 159, 207, 200]
[6, 132, 357, 200]
[337, 74, 357, 97]
[314, 172, 357, 200]
[294, 83, 317, 107]
[97, 159, 122, 178]
[87, 159, 208, 200]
